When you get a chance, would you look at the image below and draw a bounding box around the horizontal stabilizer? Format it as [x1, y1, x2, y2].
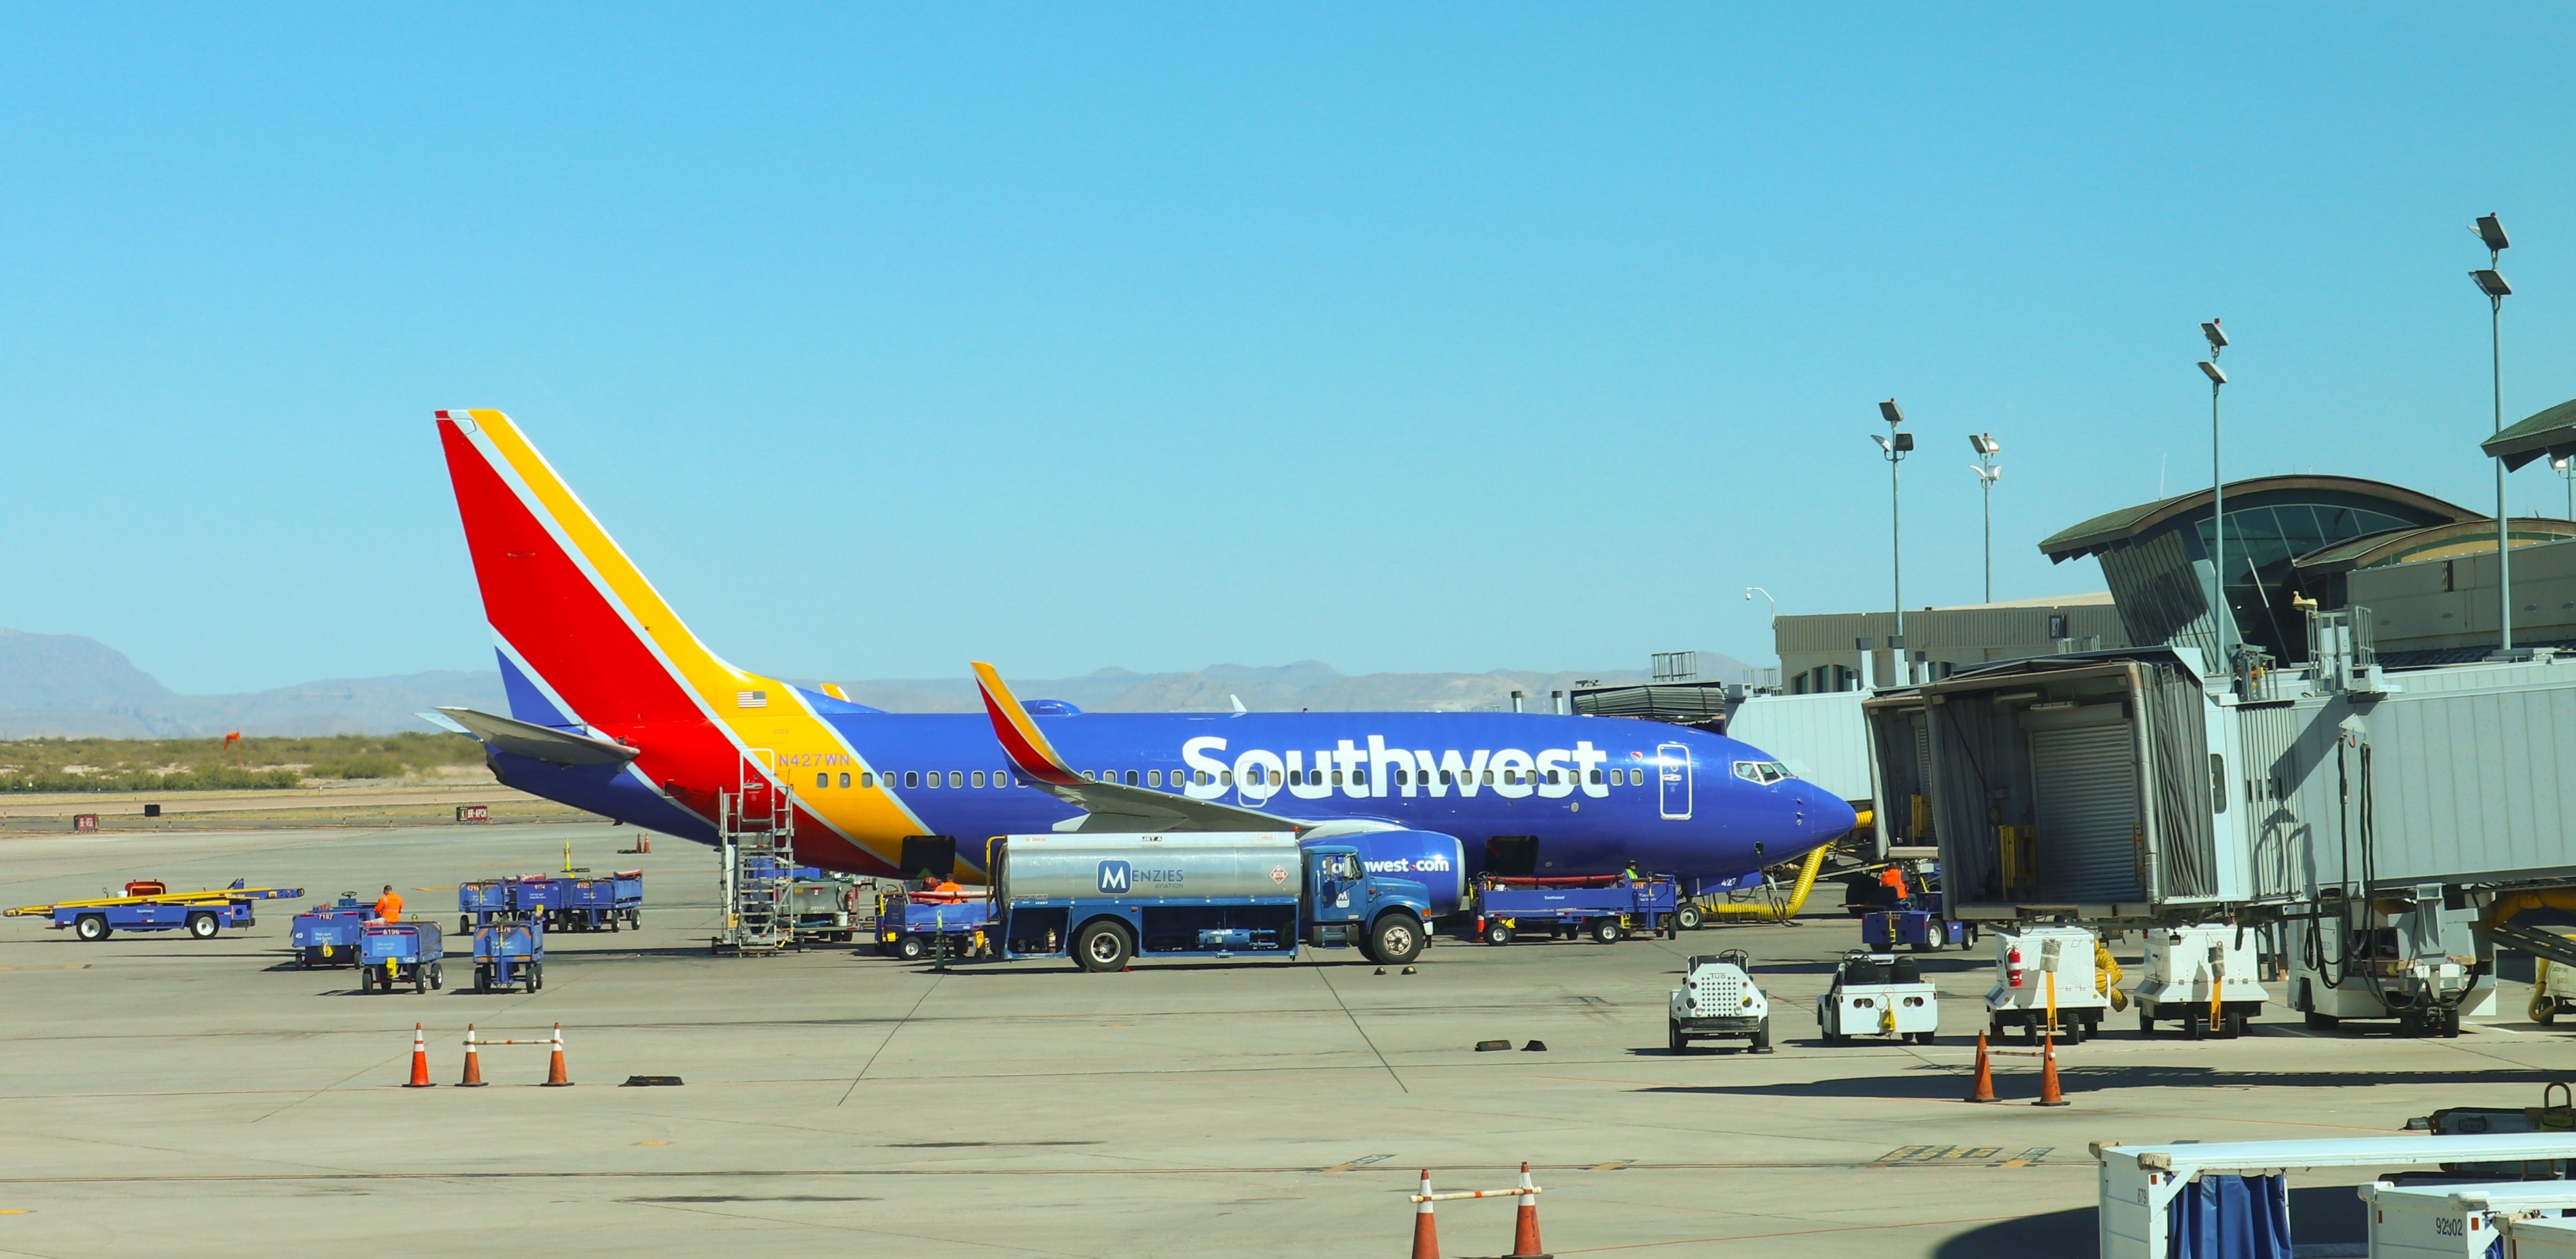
[436, 707, 639, 766]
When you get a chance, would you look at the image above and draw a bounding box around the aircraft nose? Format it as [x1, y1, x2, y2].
[1800, 786, 1860, 840]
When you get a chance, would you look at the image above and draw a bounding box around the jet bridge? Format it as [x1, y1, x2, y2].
[1863, 616, 2576, 1029]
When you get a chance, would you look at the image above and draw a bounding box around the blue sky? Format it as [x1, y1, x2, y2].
[4, 7, 2575, 693]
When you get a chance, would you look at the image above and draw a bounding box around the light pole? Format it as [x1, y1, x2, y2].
[2199, 321, 2229, 676]
[2472, 213, 2514, 653]
[1743, 586, 1776, 620]
[2556, 457, 2573, 521]
[1872, 400, 1915, 685]
[1969, 433, 2002, 603]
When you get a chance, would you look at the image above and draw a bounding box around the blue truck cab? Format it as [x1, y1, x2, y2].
[990, 832, 1432, 973]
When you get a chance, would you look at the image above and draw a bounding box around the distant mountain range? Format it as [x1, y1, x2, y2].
[0, 629, 508, 738]
[0, 628, 1755, 737]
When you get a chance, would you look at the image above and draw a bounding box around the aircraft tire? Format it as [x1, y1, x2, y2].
[1675, 905, 1703, 931]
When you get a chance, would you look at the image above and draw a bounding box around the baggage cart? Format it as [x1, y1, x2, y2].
[1472, 874, 1680, 945]
[552, 870, 644, 932]
[786, 876, 861, 944]
[290, 895, 374, 967]
[877, 889, 992, 960]
[457, 880, 515, 934]
[510, 875, 567, 923]
[473, 920, 545, 992]
[1986, 925, 2111, 1043]
[358, 922, 444, 993]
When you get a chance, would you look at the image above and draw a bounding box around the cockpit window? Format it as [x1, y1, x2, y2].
[1732, 760, 1791, 785]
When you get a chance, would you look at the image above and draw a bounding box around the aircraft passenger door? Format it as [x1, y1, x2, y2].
[1657, 743, 1692, 821]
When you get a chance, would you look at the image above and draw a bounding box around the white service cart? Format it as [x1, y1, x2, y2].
[1667, 949, 1772, 1053]
[1986, 925, 2109, 1043]
[2133, 923, 2268, 1039]
[1817, 950, 1938, 1045]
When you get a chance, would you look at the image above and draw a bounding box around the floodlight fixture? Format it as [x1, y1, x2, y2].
[2477, 213, 2511, 254]
[2199, 360, 2227, 385]
[1892, 431, 1915, 452]
[2472, 269, 2514, 299]
[1870, 434, 1892, 455]
[1969, 432, 2000, 456]
[2201, 319, 2228, 354]
[1879, 399, 1906, 427]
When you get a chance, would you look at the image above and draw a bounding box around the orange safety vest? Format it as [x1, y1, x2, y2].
[1877, 868, 1907, 899]
[374, 892, 404, 922]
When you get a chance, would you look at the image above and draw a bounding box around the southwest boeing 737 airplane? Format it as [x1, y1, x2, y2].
[426, 409, 1855, 908]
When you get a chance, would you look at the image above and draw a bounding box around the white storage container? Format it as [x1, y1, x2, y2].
[2360, 1180, 2576, 1257]
[2500, 1213, 2576, 1256]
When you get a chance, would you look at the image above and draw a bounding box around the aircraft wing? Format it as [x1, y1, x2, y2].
[434, 706, 640, 766]
[971, 662, 1306, 834]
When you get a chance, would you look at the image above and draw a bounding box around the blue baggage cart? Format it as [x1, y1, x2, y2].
[457, 880, 515, 933]
[290, 895, 374, 967]
[510, 876, 567, 923]
[358, 921, 445, 993]
[554, 870, 645, 932]
[472, 920, 545, 993]
[1860, 893, 1974, 953]
[1472, 874, 1682, 945]
[876, 891, 993, 960]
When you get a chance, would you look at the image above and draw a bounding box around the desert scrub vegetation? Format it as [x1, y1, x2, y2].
[0, 733, 486, 791]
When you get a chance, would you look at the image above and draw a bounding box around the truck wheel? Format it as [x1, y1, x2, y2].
[1591, 918, 1622, 945]
[530, 963, 544, 992]
[1675, 904, 1703, 931]
[2139, 1013, 2155, 1037]
[2304, 1010, 2339, 1030]
[414, 971, 427, 994]
[1485, 923, 1513, 946]
[1751, 1018, 1773, 1053]
[1668, 1021, 1689, 1054]
[460, 916, 472, 935]
[475, 965, 489, 993]
[75, 914, 108, 942]
[1074, 921, 1132, 972]
[1370, 915, 1424, 965]
[2223, 1011, 2246, 1039]
[186, 912, 218, 939]
[429, 963, 443, 991]
[897, 936, 925, 961]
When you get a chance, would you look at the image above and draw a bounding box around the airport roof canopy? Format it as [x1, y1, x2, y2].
[2483, 397, 2576, 471]
[2290, 517, 2576, 576]
[2039, 475, 2478, 562]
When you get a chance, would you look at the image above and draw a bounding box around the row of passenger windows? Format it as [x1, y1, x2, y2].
[812, 765, 1668, 792]
[813, 770, 1016, 790]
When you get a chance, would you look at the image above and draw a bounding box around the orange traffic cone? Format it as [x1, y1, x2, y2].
[544, 1023, 573, 1087]
[1966, 1030, 1998, 1103]
[1508, 1161, 1546, 1257]
[459, 1024, 487, 1087]
[2034, 1029, 2069, 1107]
[1411, 1168, 1440, 1259]
[404, 1023, 434, 1088]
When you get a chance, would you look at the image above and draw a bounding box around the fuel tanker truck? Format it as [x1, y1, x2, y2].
[987, 832, 1433, 971]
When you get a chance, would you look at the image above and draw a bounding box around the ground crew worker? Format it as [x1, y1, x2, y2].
[1623, 861, 1641, 883]
[933, 876, 963, 894]
[1877, 865, 1908, 906]
[372, 884, 404, 923]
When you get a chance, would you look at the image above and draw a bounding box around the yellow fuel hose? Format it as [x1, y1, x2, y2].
[1710, 846, 1829, 923]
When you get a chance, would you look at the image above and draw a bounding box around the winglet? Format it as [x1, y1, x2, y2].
[971, 663, 1082, 786]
